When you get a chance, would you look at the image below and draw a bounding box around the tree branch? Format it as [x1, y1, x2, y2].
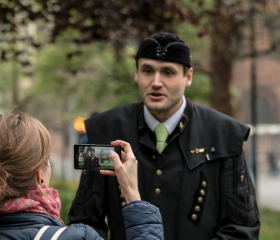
[192, 62, 212, 76]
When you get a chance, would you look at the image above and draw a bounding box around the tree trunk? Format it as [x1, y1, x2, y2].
[209, 0, 240, 117]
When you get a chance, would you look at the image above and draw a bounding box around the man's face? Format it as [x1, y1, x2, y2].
[90, 150, 95, 157]
[135, 58, 193, 122]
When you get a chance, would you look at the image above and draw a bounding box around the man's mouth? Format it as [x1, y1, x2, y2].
[149, 93, 164, 100]
[152, 93, 162, 96]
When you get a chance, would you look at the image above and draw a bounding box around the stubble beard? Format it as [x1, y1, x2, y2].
[144, 96, 183, 121]
[145, 100, 176, 121]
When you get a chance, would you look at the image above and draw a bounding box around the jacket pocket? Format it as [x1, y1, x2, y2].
[226, 194, 258, 226]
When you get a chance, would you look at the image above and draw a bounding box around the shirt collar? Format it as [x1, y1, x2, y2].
[144, 95, 186, 134]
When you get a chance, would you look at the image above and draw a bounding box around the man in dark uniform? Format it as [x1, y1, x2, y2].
[83, 147, 100, 170]
[69, 33, 260, 239]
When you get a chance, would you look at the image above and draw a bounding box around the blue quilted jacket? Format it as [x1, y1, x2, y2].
[0, 201, 163, 240]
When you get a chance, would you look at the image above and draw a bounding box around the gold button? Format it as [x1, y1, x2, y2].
[152, 155, 156, 160]
[156, 169, 162, 175]
[120, 193, 124, 199]
[200, 189, 205, 195]
[118, 185, 121, 190]
[198, 197, 203, 203]
[202, 181, 207, 187]
[157, 207, 160, 211]
[155, 188, 161, 194]
[195, 206, 200, 212]
[191, 214, 197, 220]
[121, 201, 126, 207]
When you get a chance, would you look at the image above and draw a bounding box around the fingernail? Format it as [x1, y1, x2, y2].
[109, 150, 115, 155]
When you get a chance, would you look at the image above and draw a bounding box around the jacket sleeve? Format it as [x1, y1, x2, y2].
[68, 170, 109, 240]
[122, 201, 164, 240]
[212, 152, 260, 240]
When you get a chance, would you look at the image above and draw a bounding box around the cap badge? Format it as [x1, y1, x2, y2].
[145, 37, 189, 60]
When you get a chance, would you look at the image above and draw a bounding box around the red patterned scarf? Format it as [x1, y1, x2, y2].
[0, 186, 64, 225]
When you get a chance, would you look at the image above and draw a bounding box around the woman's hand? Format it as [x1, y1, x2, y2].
[100, 140, 141, 204]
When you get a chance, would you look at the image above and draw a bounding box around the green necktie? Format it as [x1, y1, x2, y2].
[154, 123, 169, 153]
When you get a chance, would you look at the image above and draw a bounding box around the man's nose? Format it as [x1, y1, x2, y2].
[151, 72, 162, 87]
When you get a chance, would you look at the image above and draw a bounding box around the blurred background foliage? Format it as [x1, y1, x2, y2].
[2, 0, 279, 123]
[0, 24, 212, 127]
[0, 23, 211, 122]
[1, 0, 279, 122]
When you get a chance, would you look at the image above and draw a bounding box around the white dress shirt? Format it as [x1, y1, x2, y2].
[144, 95, 186, 135]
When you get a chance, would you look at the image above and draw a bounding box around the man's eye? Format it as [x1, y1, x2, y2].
[143, 69, 152, 74]
[164, 71, 172, 75]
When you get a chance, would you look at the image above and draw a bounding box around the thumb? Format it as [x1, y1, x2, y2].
[109, 150, 122, 169]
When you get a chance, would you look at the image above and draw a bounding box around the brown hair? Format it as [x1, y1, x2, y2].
[0, 112, 51, 202]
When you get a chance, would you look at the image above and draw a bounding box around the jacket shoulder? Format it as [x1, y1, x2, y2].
[85, 103, 139, 126]
[84, 102, 140, 144]
[193, 103, 250, 141]
[183, 104, 250, 166]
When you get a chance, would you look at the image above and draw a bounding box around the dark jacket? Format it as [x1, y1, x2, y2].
[69, 99, 260, 240]
[83, 156, 100, 170]
[0, 201, 163, 240]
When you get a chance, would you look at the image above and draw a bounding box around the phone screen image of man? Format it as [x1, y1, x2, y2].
[82, 147, 100, 170]
[78, 146, 114, 170]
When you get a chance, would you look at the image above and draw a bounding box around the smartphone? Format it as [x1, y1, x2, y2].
[74, 144, 121, 170]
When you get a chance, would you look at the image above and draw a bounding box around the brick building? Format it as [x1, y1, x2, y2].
[231, 19, 280, 176]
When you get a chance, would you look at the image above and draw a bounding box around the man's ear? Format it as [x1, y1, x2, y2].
[134, 71, 138, 83]
[185, 68, 193, 87]
[35, 169, 42, 184]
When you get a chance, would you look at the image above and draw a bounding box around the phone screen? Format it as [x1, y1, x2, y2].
[74, 144, 121, 170]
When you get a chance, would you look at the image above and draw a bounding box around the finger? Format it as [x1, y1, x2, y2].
[111, 140, 135, 160]
[109, 150, 122, 169]
[100, 170, 116, 176]
[111, 140, 121, 146]
[111, 140, 131, 152]
[120, 150, 126, 163]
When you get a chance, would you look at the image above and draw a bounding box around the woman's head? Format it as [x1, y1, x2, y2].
[0, 112, 51, 202]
